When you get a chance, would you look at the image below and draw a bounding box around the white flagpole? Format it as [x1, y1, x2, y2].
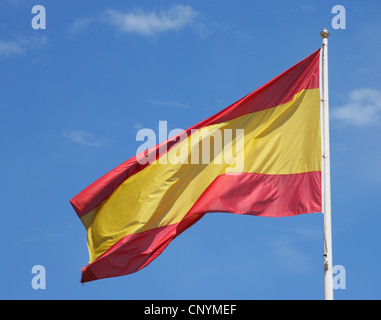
[320, 27, 334, 300]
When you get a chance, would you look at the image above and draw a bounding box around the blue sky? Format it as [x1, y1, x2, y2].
[1, 0, 381, 300]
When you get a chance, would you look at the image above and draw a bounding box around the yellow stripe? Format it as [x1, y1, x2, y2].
[83, 88, 320, 263]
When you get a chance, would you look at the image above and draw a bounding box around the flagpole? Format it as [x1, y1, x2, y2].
[320, 27, 334, 300]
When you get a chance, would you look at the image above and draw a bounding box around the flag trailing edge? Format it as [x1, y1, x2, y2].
[70, 49, 322, 283]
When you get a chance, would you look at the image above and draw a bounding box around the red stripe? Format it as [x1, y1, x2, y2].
[186, 171, 322, 218]
[71, 49, 320, 217]
[81, 171, 321, 282]
[81, 223, 182, 283]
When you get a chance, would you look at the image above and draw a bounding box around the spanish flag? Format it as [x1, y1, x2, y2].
[71, 49, 322, 283]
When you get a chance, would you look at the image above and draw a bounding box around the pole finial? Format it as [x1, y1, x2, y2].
[320, 27, 330, 39]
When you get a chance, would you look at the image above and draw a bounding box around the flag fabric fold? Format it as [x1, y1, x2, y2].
[71, 49, 322, 283]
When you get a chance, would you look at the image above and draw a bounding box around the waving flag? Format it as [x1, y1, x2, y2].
[71, 49, 322, 283]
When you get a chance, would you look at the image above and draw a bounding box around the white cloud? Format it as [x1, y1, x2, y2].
[64, 130, 107, 147]
[0, 36, 48, 58]
[269, 240, 312, 273]
[356, 68, 372, 74]
[104, 5, 197, 36]
[301, 4, 317, 11]
[69, 17, 94, 35]
[292, 226, 321, 241]
[132, 123, 144, 131]
[0, 40, 25, 57]
[2, 0, 26, 6]
[150, 100, 188, 109]
[331, 88, 381, 126]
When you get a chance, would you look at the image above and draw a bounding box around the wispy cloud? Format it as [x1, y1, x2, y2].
[331, 88, 381, 126]
[64, 130, 107, 147]
[0, 40, 25, 57]
[301, 4, 317, 11]
[272, 245, 303, 270]
[69, 17, 94, 35]
[269, 240, 312, 273]
[292, 226, 321, 241]
[356, 68, 372, 74]
[132, 122, 144, 131]
[2, 0, 26, 6]
[0, 36, 48, 58]
[150, 100, 188, 109]
[103, 5, 197, 37]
